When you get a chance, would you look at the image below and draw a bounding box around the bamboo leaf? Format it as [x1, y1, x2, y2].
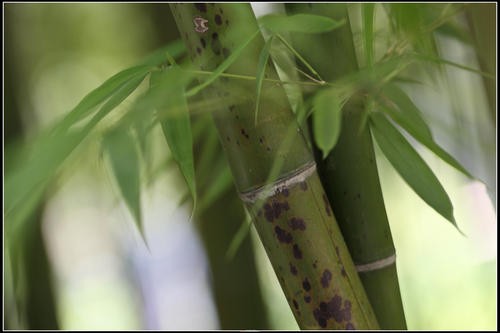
[362, 3, 375, 67]
[380, 83, 473, 178]
[140, 39, 186, 67]
[103, 128, 143, 237]
[255, 36, 274, 124]
[412, 52, 495, 79]
[259, 13, 345, 34]
[370, 112, 458, 228]
[59, 65, 153, 131]
[150, 67, 197, 206]
[313, 89, 345, 158]
[5, 73, 147, 231]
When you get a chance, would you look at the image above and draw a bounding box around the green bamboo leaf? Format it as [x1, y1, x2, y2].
[313, 89, 345, 159]
[5, 73, 147, 231]
[151, 67, 197, 206]
[140, 39, 186, 67]
[370, 112, 458, 228]
[103, 128, 143, 237]
[59, 65, 153, 131]
[380, 83, 473, 178]
[260, 13, 345, 34]
[362, 3, 375, 67]
[381, 83, 433, 139]
[255, 36, 274, 124]
[412, 52, 495, 79]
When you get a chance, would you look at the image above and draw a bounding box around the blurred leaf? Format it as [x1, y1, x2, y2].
[5, 73, 147, 232]
[259, 13, 345, 34]
[255, 36, 274, 124]
[380, 83, 473, 178]
[362, 3, 375, 66]
[150, 67, 197, 206]
[140, 39, 186, 67]
[387, 3, 438, 59]
[60, 65, 153, 131]
[370, 112, 457, 228]
[103, 128, 143, 237]
[197, 162, 233, 215]
[412, 52, 495, 79]
[313, 88, 345, 158]
[225, 215, 252, 262]
[435, 20, 472, 44]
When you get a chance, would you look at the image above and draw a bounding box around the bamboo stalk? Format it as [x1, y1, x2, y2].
[170, 3, 378, 329]
[285, 3, 407, 329]
[192, 113, 271, 329]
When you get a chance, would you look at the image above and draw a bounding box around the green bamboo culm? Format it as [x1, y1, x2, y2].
[170, 3, 378, 330]
[285, 3, 407, 329]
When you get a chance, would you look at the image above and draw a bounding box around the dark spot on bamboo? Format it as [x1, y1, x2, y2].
[356, 193, 361, 199]
[293, 244, 303, 259]
[317, 316, 327, 328]
[302, 278, 311, 291]
[341, 267, 347, 277]
[281, 188, 289, 197]
[335, 246, 340, 256]
[275, 226, 293, 244]
[346, 322, 355, 330]
[259, 137, 264, 144]
[235, 115, 240, 120]
[264, 203, 274, 222]
[290, 263, 298, 275]
[321, 269, 332, 288]
[293, 299, 299, 310]
[266, 146, 271, 152]
[214, 14, 222, 25]
[313, 294, 352, 326]
[322, 193, 332, 216]
[289, 217, 306, 231]
[211, 33, 222, 55]
[222, 47, 230, 58]
[200, 38, 206, 48]
[272, 202, 284, 218]
[196, 47, 202, 55]
[319, 301, 327, 311]
[219, 7, 223, 14]
[299, 181, 308, 191]
[194, 3, 207, 12]
[241, 128, 250, 139]
[313, 260, 318, 269]
[225, 19, 229, 25]
[226, 136, 230, 142]
[304, 295, 311, 303]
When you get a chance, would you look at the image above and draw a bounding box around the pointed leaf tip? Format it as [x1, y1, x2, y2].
[370, 112, 458, 229]
[103, 128, 145, 241]
[313, 89, 344, 159]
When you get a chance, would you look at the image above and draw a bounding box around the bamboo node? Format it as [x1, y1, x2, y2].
[239, 162, 317, 203]
[355, 254, 396, 273]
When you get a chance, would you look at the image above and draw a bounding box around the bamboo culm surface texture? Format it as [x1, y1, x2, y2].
[285, 3, 407, 329]
[170, 3, 378, 330]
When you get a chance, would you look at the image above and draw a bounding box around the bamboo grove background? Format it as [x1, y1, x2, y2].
[3, 3, 496, 330]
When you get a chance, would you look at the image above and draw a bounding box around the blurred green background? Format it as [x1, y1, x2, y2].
[3, 3, 496, 330]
